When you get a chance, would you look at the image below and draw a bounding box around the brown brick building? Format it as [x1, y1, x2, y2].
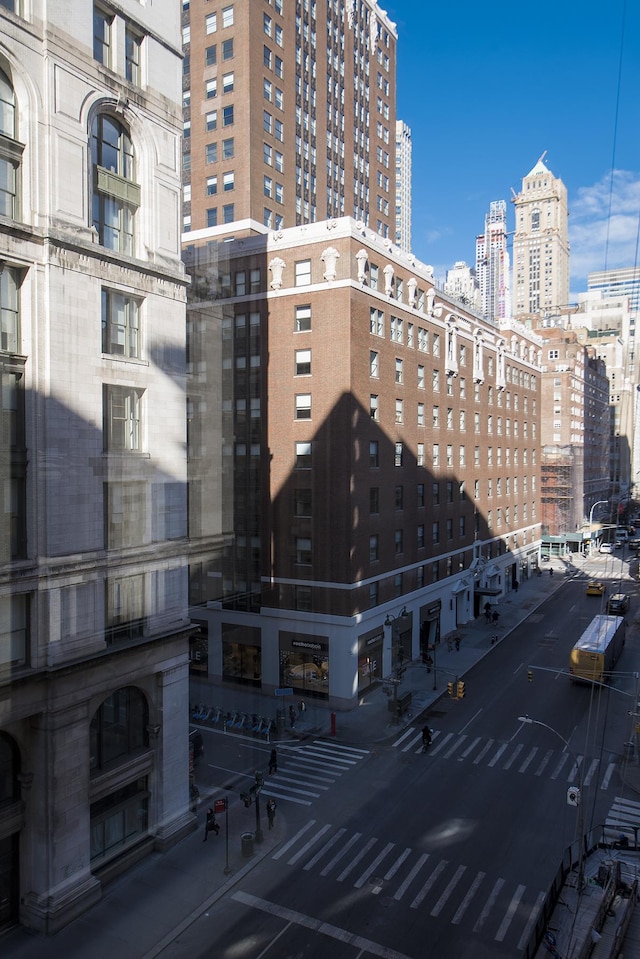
[186, 221, 543, 709]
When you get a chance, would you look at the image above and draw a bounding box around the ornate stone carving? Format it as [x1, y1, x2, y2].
[383, 263, 394, 296]
[356, 249, 368, 284]
[269, 256, 286, 290]
[321, 246, 340, 282]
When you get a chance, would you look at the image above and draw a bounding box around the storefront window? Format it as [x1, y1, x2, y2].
[222, 624, 261, 686]
[279, 632, 328, 696]
[358, 631, 382, 691]
[90, 778, 148, 864]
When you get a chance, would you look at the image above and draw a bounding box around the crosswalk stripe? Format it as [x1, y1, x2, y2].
[429, 732, 454, 756]
[273, 819, 316, 860]
[288, 823, 333, 865]
[550, 753, 569, 779]
[313, 739, 370, 757]
[519, 747, 539, 773]
[355, 842, 395, 888]
[411, 859, 448, 909]
[503, 743, 523, 770]
[304, 827, 346, 871]
[601, 762, 616, 790]
[518, 891, 546, 950]
[460, 736, 482, 760]
[452, 871, 485, 925]
[496, 884, 525, 941]
[488, 743, 508, 767]
[430, 864, 466, 916]
[402, 731, 423, 753]
[384, 847, 412, 881]
[583, 758, 599, 786]
[444, 735, 467, 759]
[473, 739, 495, 764]
[281, 762, 338, 783]
[567, 756, 583, 782]
[297, 746, 359, 766]
[392, 727, 416, 748]
[394, 853, 429, 901]
[473, 876, 505, 932]
[275, 772, 331, 789]
[320, 831, 362, 877]
[261, 788, 313, 805]
[264, 782, 320, 798]
[535, 749, 554, 776]
[337, 837, 377, 883]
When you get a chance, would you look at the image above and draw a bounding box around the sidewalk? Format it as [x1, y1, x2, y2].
[2, 557, 627, 959]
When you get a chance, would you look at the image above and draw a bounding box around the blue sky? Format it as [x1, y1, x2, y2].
[382, 0, 640, 300]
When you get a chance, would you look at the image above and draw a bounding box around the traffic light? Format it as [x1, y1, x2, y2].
[457, 681, 465, 699]
[527, 669, 534, 683]
[447, 681, 455, 698]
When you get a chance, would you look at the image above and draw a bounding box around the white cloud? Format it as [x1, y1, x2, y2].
[569, 170, 640, 292]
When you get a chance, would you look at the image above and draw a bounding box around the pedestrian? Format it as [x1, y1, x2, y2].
[203, 807, 219, 842]
[269, 747, 278, 775]
[514, 580, 519, 593]
[289, 704, 296, 728]
[298, 698, 306, 718]
[266, 797, 277, 830]
[492, 610, 500, 626]
[422, 726, 432, 750]
[549, 568, 554, 577]
[484, 602, 491, 624]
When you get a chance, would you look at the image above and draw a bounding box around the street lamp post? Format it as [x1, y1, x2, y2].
[518, 716, 586, 889]
[588, 500, 608, 554]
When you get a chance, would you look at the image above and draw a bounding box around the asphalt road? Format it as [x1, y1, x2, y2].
[163, 569, 640, 959]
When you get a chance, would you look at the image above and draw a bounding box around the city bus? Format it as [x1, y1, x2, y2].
[569, 614, 626, 683]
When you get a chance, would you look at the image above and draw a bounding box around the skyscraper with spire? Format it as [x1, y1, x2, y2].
[511, 154, 570, 321]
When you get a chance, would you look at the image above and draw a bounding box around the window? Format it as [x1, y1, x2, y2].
[222, 5, 234, 28]
[222, 171, 234, 192]
[125, 27, 142, 85]
[222, 137, 234, 159]
[104, 385, 143, 451]
[295, 260, 311, 286]
[274, 119, 283, 141]
[295, 441, 311, 468]
[432, 522, 439, 545]
[0, 69, 21, 219]
[417, 403, 424, 427]
[370, 394, 379, 420]
[295, 304, 311, 332]
[205, 12, 217, 33]
[93, 6, 113, 67]
[369, 534, 379, 563]
[206, 208, 217, 227]
[223, 72, 234, 94]
[395, 399, 403, 424]
[294, 489, 312, 517]
[206, 175, 218, 195]
[222, 105, 234, 127]
[370, 350, 379, 377]
[0, 593, 28, 668]
[91, 114, 138, 254]
[394, 442, 403, 467]
[370, 488, 379, 514]
[417, 365, 425, 389]
[222, 203, 234, 222]
[0, 266, 21, 353]
[295, 349, 311, 376]
[432, 443, 439, 467]
[102, 288, 140, 358]
[295, 394, 311, 419]
[222, 38, 234, 60]
[369, 441, 379, 468]
[395, 358, 403, 384]
[395, 485, 403, 510]
[90, 687, 148, 769]
[206, 44, 217, 66]
[395, 530, 403, 554]
[296, 537, 311, 565]
[417, 483, 425, 508]
[206, 143, 218, 164]
[417, 443, 424, 466]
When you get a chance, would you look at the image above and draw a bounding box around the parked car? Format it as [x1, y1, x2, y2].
[586, 581, 606, 596]
[627, 538, 640, 551]
[615, 528, 629, 544]
[599, 542, 614, 554]
[607, 593, 629, 615]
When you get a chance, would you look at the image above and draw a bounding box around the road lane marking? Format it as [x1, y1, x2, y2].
[452, 871, 486, 924]
[601, 762, 616, 790]
[272, 819, 316, 860]
[495, 883, 525, 941]
[583, 758, 599, 786]
[411, 859, 448, 909]
[535, 749, 554, 776]
[444, 735, 467, 759]
[272, 773, 331, 790]
[567, 756, 584, 782]
[355, 842, 395, 888]
[287, 823, 333, 865]
[261, 789, 313, 805]
[384, 847, 412, 881]
[518, 891, 546, 950]
[550, 753, 569, 779]
[460, 736, 482, 759]
[402, 731, 423, 753]
[320, 831, 362, 876]
[392, 728, 416, 748]
[429, 732, 453, 756]
[337, 837, 378, 883]
[488, 743, 509, 767]
[519, 747, 539, 773]
[473, 740, 495, 764]
[503, 743, 524, 770]
[232, 891, 417, 959]
[473, 876, 505, 932]
[430, 864, 466, 916]
[394, 853, 429, 900]
[304, 827, 346, 870]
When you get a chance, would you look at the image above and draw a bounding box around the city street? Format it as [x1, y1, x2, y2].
[158, 568, 640, 959]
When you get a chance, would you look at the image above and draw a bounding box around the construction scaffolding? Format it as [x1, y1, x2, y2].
[541, 444, 584, 535]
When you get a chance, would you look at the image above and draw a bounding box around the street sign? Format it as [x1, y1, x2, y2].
[214, 798, 226, 814]
[275, 687, 293, 696]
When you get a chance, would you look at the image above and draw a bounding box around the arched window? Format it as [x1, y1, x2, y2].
[0, 67, 23, 219]
[90, 686, 148, 771]
[91, 113, 140, 254]
[0, 732, 19, 805]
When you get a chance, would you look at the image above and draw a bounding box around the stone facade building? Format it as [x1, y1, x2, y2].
[0, 0, 191, 934]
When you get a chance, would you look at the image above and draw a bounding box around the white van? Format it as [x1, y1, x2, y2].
[615, 528, 629, 544]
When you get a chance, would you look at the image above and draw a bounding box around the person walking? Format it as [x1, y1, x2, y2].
[269, 748, 278, 775]
[484, 602, 492, 624]
[422, 726, 432, 751]
[289, 704, 296, 728]
[298, 699, 306, 718]
[203, 807, 219, 842]
[266, 797, 277, 830]
[492, 610, 500, 626]
[514, 580, 519, 593]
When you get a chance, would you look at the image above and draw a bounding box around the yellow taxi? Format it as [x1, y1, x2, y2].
[586, 581, 606, 596]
